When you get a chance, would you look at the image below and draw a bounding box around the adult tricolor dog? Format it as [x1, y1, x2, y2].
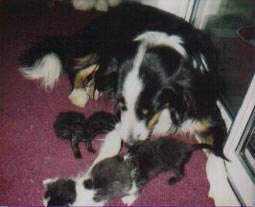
[20, 2, 227, 159]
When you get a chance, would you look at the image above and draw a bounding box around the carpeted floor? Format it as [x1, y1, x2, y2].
[0, 1, 214, 206]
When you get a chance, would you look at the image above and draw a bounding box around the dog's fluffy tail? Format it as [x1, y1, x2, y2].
[19, 37, 70, 89]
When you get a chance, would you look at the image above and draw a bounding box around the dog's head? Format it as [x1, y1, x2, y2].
[111, 32, 214, 145]
[107, 33, 173, 144]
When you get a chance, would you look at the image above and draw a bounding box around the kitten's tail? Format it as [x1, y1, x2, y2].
[191, 143, 229, 161]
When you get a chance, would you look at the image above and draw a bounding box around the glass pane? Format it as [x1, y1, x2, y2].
[193, 0, 255, 116]
[239, 108, 255, 179]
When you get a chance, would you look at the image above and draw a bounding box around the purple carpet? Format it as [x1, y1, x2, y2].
[0, 1, 214, 206]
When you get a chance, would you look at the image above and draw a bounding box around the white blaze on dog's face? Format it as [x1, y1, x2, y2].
[119, 42, 150, 144]
[120, 75, 149, 144]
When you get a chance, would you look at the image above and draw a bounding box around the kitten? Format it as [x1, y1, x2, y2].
[53, 111, 118, 158]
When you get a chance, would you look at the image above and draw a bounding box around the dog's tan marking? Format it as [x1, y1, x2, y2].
[204, 135, 214, 146]
[193, 118, 214, 133]
[73, 64, 99, 89]
[147, 112, 161, 130]
[73, 54, 99, 70]
[193, 119, 216, 155]
[193, 119, 214, 144]
[200, 134, 215, 156]
[69, 64, 100, 107]
[86, 79, 101, 100]
[182, 117, 215, 146]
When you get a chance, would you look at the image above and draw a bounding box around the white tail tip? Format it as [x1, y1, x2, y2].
[19, 53, 62, 90]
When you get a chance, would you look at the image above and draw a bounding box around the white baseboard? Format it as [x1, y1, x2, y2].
[206, 154, 240, 206]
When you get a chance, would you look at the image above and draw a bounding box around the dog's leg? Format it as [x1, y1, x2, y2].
[86, 78, 101, 100]
[68, 64, 99, 107]
[194, 119, 227, 159]
[181, 116, 227, 159]
[71, 139, 82, 159]
[196, 125, 227, 159]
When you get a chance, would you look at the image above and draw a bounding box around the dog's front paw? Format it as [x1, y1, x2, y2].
[68, 88, 89, 107]
[72, 0, 95, 11]
[121, 194, 138, 206]
[86, 79, 101, 100]
[95, 0, 108, 11]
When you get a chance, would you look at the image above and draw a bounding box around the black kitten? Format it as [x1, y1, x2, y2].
[85, 111, 118, 140]
[127, 137, 216, 187]
[53, 111, 118, 158]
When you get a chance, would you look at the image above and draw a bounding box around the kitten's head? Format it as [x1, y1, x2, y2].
[43, 178, 76, 206]
[43, 177, 106, 206]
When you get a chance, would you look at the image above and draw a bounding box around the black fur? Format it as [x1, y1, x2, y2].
[44, 179, 76, 206]
[126, 138, 215, 187]
[53, 111, 118, 158]
[54, 111, 87, 158]
[85, 111, 118, 139]
[20, 2, 218, 92]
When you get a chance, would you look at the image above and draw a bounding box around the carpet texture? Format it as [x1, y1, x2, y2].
[0, 1, 214, 206]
